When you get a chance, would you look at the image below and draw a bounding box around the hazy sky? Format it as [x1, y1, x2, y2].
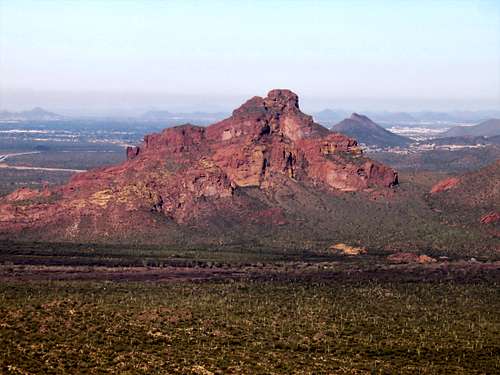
[1, 0, 499, 115]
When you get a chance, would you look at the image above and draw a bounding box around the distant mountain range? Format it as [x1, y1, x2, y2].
[141, 110, 228, 124]
[314, 110, 500, 126]
[313, 109, 351, 124]
[438, 119, 500, 138]
[0, 107, 64, 121]
[331, 113, 412, 148]
[428, 135, 500, 146]
[2, 106, 500, 128]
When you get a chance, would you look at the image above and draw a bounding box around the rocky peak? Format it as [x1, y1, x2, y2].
[264, 89, 300, 112]
[0, 90, 399, 242]
[231, 96, 266, 119]
[127, 124, 206, 160]
[350, 113, 371, 122]
[232, 89, 300, 119]
[208, 89, 328, 142]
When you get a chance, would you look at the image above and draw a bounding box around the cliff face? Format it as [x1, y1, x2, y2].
[0, 89, 398, 242]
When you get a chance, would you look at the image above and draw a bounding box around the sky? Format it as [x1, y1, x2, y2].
[0, 0, 499, 115]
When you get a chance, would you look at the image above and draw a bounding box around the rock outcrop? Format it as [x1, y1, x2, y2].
[480, 212, 500, 225]
[428, 160, 500, 233]
[387, 253, 437, 264]
[0, 89, 398, 242]
[329, 243, 367, 256]
[430, 177, 460, 194]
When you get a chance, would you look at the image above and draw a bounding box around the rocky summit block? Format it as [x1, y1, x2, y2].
[0, 89, 398, 243]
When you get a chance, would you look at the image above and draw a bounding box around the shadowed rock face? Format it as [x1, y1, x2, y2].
[331, 113, 411, 148]
[0, 89, 398, 242]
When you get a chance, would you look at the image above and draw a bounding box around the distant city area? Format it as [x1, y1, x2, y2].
[1, 106, 499, 153]
[1, 106, 498, 189]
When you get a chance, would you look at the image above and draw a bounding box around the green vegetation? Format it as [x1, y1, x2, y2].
[11, 193, 62, 207]
[1, 280, 498, 374]
[0, 148, 124, 197]
[1, 126, 498, 373]
[370, 145, 500, 173]
[0, 169, 73, 197]
[6, 150, 124, 170]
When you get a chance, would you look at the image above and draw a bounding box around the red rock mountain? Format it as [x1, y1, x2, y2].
[0, 89, 398, 243]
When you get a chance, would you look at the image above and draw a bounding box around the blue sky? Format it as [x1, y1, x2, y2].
[0, 0, 499, 114]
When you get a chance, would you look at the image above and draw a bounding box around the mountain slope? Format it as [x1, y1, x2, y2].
[429, 160, 500, 229]
[440, 119, 500, 138]
[313, 109, 349, 125]
[331, 113, 412, 148]
[0, 90, 399, 244]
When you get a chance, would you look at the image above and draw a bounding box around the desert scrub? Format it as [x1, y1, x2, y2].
[11, 192, 62, 207]
[1, 280, 499, 374]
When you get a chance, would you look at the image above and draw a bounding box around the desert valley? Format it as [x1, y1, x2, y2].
[1, 1, 499, 373]
[1, 89, 499, 373]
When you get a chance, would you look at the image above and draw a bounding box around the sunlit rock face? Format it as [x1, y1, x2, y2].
[0, 89, 398, 242]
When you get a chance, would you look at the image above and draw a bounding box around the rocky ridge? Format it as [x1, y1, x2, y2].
[0, 89, 398, 242]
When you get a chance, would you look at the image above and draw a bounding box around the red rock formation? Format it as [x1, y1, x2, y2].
[0, 89, 398, 242]
[480, 212, 500, 225]
[430, 177, 460, 194]
[387, 253, 437, 264]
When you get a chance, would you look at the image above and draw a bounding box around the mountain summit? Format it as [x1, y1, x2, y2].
[331, 113, 411, 148]
[0, 90, 398, 243]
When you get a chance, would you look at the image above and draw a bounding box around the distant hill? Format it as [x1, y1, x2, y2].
[313, 109, 350, 125]
[315, 109, 500, 126]
[367, 112, 417, 123]
[370, 145, 500, 173]
[141, 110, 173, 121]
[412, 111, 454, 122]
[331, 113, 412, 148]
[487, 135, 500, 144]
[0, 107, 63, 121]
[424, 136, 492, 146]
[439, 119, 500, 138]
